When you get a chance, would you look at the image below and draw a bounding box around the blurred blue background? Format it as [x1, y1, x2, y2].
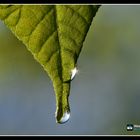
[0, 5, 140, 135]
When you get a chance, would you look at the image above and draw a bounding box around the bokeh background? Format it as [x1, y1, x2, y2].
[0, 5, 140, 135]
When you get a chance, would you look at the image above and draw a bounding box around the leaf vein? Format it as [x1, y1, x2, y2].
[60, 32, 80, 48]
[2, 7, 21, 20]
[15, 6, 22, 27]
[46, 50, 59, 64]
[37, 30, 57, 55]
[28, 7, 54, 43]
[54, 6, 63, 81]
[65, 5, 89, 25]
[59, 22, 84, 36]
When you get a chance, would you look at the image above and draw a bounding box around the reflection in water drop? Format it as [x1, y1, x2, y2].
[71, 67, 78, 80]
[58, 111, 70, 124]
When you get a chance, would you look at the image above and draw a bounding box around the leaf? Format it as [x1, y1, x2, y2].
[0, 5, 100, 123]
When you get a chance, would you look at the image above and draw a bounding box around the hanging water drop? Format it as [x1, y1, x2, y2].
[55, 109, 70, 124]
[54, 82, 70, 124]
[71, 67, 78, 80]
[59, 111, 70, 124]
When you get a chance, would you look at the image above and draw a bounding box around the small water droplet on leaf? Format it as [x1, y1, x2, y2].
[71, 67, 78, 80]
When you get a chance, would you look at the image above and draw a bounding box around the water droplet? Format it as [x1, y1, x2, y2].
[55, 83, 70, 124]
[71, 67, 78, 80]
[59, 111, 70, 124]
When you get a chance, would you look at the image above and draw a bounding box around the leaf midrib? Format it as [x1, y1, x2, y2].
[54, 5, 63, 83]
[54, 5, 65, 121]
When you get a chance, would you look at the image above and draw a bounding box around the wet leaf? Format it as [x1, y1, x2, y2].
[0, 5, 100, 123]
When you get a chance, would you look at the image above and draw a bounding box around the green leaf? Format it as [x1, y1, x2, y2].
[0, 5, 100, 123]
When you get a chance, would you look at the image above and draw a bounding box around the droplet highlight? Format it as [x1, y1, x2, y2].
[71, 67, 78, 80]
[59, 111, 70, 124]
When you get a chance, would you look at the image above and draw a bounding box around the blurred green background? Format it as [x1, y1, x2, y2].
[0, 5, 140, 135]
